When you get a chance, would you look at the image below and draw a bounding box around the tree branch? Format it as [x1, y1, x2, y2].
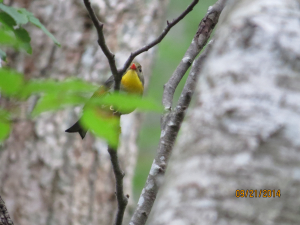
[83, 0, 119, 88]
[119, 0, 199, 76]
[177, 40, 213, 110]
[82, 1, 207, 225]
[129, 0, 227, 224]
[82, 1, 128, 223]
[0, 195, 14, 225]
[84, 0, 200, 90]
[108, 145, 128, 225]
[162, 0, 227, 112]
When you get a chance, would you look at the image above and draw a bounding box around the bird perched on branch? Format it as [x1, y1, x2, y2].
[65, 61, 144, 139]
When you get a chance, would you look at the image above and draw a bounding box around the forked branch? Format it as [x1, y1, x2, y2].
[119, 0, 199, 75]
[83, 0, 199, 89]
[130, 1, 227, 225]
[82, 1, 203, 225]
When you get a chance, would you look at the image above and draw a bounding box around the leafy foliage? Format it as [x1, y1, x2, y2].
[0, 109, 10, 142]
[0, 2, 60, 59]
[0, 3, 161, 147]
[0, 67, 161, 146]
[0, 68, 24, 96]
[81, 108, 120, 148]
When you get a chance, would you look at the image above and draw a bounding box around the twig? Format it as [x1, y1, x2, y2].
[83, 0, 119, 88]
[0, 195, 14, 225]
[108, 145, 128, 225]
[162, 0, 227, 111]
[119, 0, 200, 76]
[178, 40, 213, 110]
[83, 0, 200, 90]
[129, 1, 227, 224]
[82, 1, 128, 224]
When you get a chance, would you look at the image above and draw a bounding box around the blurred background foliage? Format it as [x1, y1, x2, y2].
[134, 0, 216, 200]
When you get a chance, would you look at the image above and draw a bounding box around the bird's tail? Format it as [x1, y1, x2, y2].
[65, 120, 87, 139]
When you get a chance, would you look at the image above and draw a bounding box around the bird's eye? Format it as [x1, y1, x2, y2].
[139, 68, 142, 73]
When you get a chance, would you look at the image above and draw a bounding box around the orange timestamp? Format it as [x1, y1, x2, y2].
[236, 189, 281, 198]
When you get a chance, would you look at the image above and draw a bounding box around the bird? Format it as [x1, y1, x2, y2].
[65, 61, 144, 139]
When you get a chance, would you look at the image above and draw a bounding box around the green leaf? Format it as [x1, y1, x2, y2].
[0, 28, 31, 53]
[20, 79, 97, 99]
[0, 3, 28, 25]
[0, 109, 10, 142]
[0, 12, 31, 53]
[0, 29, 17, 45]
[14, 27, 31, 42]
[81, 107, 119, 148]
[0, 48, 6, 61]
[17, 8, 33, 17]
[88, 93, 162, 113]
[0, 120, 10, 142]
[13, 27, 32, 54]
[27, 15, 60, 47]
[0, 7, 60, 46]
[0, 108, 10, 120]
[20, 80, 57, 98]
[0, 0, 3, 3]
[0, 68, 24, 96]
[0, 11, 16, 28]
[59, 79, 98, 93]
[19, 41, 32, 54]
[32, 93, 87, 116]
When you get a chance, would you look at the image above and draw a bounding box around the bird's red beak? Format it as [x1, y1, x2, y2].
[130, 63, 137, 70]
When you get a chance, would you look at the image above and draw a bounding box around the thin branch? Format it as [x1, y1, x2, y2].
[108, 144, 128, 225]
[83, 0, 200, 90]
[119, 0, 199, 76]
[162, 0, 227, 112]
[129, 44, 214, 225]
[129, 0, 227, 224]
[83, 1, 128, 223]
[84, 0, 213, 225]
[83, 0, 119, 87]
[178, 40, 213, 109]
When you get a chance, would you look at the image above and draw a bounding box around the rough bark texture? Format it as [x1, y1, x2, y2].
[148, 0, 300, 224]
[0, 0, 168, 225]
[130, 1, 226, 225]
[0, 196, 14, 225]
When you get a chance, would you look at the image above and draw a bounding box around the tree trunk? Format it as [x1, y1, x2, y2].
[148, 0, 300, 224]
[0, 0, 168, 225]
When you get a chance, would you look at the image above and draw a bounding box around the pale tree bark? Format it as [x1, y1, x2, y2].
[148, 0, 300, 224]
[0, 0, 168, 225]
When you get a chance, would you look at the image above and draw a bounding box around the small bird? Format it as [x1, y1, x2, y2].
[65, 61, 144, 139]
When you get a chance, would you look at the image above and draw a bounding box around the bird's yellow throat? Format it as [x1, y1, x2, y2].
[121, 69, 144, 95]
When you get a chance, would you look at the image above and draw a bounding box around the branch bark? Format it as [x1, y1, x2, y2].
[129, 1, 227, 225]
[120, 0, 199, 76]
[84, 0, 200, 91]
[82, 1, 203, 225]
[83, 0, 119, 88]
[162, 0, 227, 111]
[108, 145, 128, 225]
[149, 0, 300, 224]
[1, 1, 169, 225]
[0, 196, 14, 225]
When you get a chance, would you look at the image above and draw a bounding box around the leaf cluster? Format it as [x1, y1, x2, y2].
[0, 1, 60, 60]
[0, 2, 161, 147]
[0, 68, 161, 146]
